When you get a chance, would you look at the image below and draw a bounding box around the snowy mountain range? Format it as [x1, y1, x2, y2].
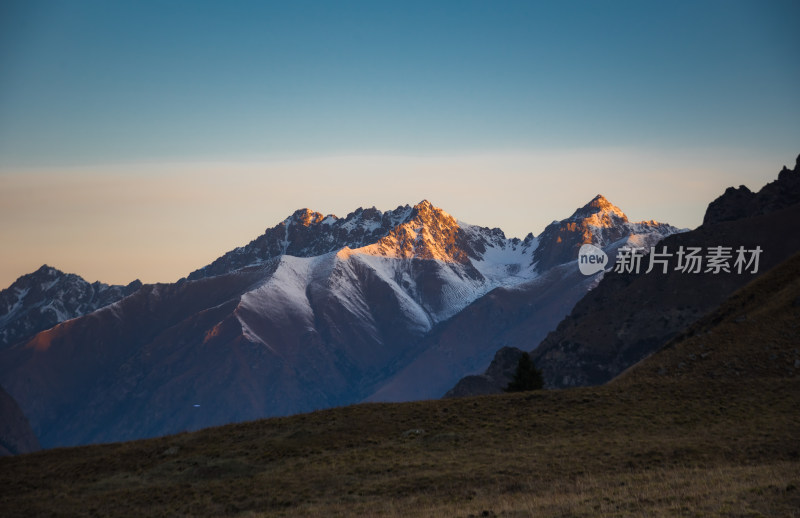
[0, 196, 679, 448]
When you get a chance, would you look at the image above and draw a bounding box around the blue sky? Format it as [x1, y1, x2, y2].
[2, 0, 797, 164]
[0, 0, 798, 286]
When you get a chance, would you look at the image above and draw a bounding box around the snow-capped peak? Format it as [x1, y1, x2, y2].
[566, 194, 628, 227]
[229, 200, 546, 334]
[356, 200, 467, 263]
[532, 194, 680, 272]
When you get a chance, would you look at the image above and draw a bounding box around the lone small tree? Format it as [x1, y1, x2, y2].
[504, 352, 544, 392]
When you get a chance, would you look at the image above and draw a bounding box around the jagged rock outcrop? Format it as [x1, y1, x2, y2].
[0, 265, 141, 350]
[703, 153, 800, 225]
[188, 205, 417, 280]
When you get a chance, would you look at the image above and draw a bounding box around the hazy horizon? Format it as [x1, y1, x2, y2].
[1, 0, 798, 287]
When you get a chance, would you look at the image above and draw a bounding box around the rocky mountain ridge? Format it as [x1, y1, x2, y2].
[0, 265, 141, 350]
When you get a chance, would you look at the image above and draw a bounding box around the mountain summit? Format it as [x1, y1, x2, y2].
[357, 200, 470, 263]
[533, 195, 677, 272]
[570, 194, 627, 223]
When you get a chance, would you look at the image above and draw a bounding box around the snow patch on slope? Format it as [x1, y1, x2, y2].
[461, 222, 539, 287]
[350, 253, 436, 328]
[238, 256, 317, 325]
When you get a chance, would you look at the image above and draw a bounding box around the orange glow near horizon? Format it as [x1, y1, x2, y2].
[0, 149, 784, 289]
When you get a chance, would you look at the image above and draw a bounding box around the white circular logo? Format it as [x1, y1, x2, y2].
[577, 244, 608, 275]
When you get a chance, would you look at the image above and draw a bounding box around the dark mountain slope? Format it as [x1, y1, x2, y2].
[703, 153, 800, 225]
[531, 156, 800, 388]
[614, 250, 800, 386]
[0, 267, 271, 447]
[366, 261, 598, 401]
[0, 385, 39, 456]
[0, 265, 141, 350]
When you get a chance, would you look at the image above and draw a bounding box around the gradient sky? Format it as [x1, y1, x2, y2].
[1, 0, 798, 288]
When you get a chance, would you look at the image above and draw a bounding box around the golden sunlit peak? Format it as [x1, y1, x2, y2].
[586, 194, 617, 211]
[347, 199, 467, 263]
[286, 208, 326, 227]
[335, 247, 355, 260]
[571, 194, 625, 219]
[563, 194, 629, 229]
[410, 199, 454, 222]
[411, 199, 437, 214]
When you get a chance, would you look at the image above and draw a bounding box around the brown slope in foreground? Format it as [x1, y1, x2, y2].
[0, 256, 798, 516]
[614, 250, 800, 387]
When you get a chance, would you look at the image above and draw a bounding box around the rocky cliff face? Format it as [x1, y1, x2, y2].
[703, 154, 800, 225]
[187, 205, 416, 280]
[613, 250, 800, 386]
[0, 265, 141, 350]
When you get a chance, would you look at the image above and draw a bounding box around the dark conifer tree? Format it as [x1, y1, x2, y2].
[504, 352, 544, 392]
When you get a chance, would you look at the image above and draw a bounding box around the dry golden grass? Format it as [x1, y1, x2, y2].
[286, 462, 800, 517]
[2, 376, 798, 517]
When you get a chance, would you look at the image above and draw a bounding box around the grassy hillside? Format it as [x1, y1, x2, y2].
[614, 251, 800, 387]
[1, 255, 799, 517]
